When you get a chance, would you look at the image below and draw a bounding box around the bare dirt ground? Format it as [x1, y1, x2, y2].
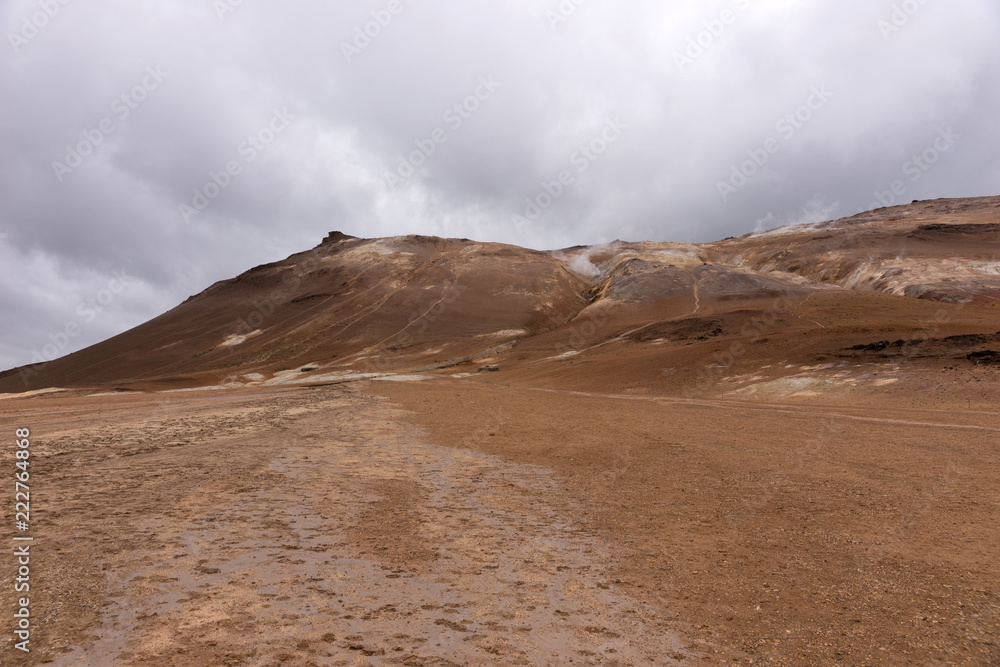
[2, 373, 999, 665]
[375, 378, 1000, 665]
[1, 384, 692, 665]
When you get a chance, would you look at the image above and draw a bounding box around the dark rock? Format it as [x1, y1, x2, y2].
[967, 351, 1000, 365]
[322, 231, 355, 244]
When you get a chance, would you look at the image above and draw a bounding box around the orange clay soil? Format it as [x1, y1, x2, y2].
[1, 368, 998, 665]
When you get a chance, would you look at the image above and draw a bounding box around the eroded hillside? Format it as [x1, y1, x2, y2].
[2, 196, 998, 393]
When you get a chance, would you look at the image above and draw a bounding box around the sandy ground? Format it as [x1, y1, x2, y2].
[1, 375, 999, 665]
[1, 384, 692, 665]
[376, 378, 1000, 665]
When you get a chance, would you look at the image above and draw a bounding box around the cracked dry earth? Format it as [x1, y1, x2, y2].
[7, 385, 692, 665]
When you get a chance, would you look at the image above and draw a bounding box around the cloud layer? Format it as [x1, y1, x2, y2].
[2, 0, 999, 370]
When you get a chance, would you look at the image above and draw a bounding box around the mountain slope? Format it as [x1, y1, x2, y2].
[2, 196, 999, 394]
[708, 196, 1000, 303]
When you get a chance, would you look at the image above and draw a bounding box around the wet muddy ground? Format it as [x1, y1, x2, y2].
[1, 385, 691, 665]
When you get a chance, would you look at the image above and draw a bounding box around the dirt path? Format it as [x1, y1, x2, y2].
[8, 386, 692, 665]
[520, 386, 1000, 433]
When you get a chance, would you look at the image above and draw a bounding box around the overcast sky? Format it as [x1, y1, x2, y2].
[2, 0, 999, 371]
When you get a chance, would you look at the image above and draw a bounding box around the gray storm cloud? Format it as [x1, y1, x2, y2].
[1, 0, 999, 370]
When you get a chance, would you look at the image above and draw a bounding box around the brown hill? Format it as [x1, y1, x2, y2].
[710, 195, 1000, 303]
[3, 196, 999, 395]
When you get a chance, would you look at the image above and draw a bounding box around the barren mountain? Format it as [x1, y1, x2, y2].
[3, 196, 999, 395]
[711, 195, 1000, 303]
